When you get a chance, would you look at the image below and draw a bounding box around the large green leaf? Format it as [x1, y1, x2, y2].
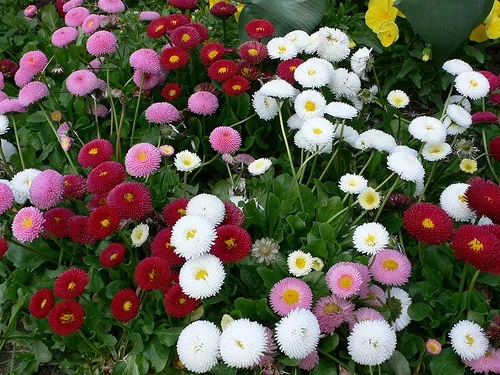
[394, 0, 494, 62]
[238, 0, 329, 42]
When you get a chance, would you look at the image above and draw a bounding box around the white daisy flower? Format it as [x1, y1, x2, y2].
[179, 254, 225, 299]
[390, 145, 418, 157]
[304, 31, 320, 54]
[219, 319, 268, 368]
[267, 37, 299, 60]
[449, 95, 471, 113]
[329, 68, 361, 99]
[251, 237, 279, 265]
[252, 91, 279, 120]
[414, 178, 425, 197]
[350, 47, 373, 80]
[442, 59, 473, 76]
[294, 90, 326, 120]
[355, 129, 397, 153]
[476, 216, 493, 225]
[174, 150, 201, 172]
[446, 104, 472, 128]
[275, 308, 321, 360]
[440, 183, 475, 221]
[285, 30, 310, 52]
[294, 117, 334, 153]
[287, 250, 313, 277]
[324, 101, 358, 119]
[131, 223, 149, 247]
[449, 320, 489, 361]
[358, 187, 381, 210]
[386, 287, 411, 331]
[311, 257, 324, 271]
[10, 168, 41, 204]
[422, 142, 452, 161]
[352, 222, 389, 255]
[171, 215, 216, 260]
[316, 27, 350, 63]
[259, 79, 296, 99]
[387, 152, 425, 183]
[408, 116, 447, 144]
[0, 115, 9, 135]
[1, 139, 17, 162]
[294, 60, 331, 89]
[455, 71, 490, 100]
[334, 124, 359, 147]
[347, 320, 397, 366]
[248, 158, 272, 176]
[387, 90, 410, 109]
[221, 314, 234, 330]
[287, 114, 304, 130]
[339, 173, 367, 194]
[177, 320, 221, 373]
[186, 193, 225, 227]
[443, 117, 467, 135]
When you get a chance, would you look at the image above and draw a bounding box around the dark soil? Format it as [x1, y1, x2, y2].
[0, 343, 63, 375]
[485, 44, 500, 74]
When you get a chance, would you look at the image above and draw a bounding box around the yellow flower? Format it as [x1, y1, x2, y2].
[365, 0, 398, 32]
[470, 0, 500, 41]
[208, 0, 245, 21]
[422, 47, 432, 62]
[377, 21, 399, 47]
[460, 159, 478, 174]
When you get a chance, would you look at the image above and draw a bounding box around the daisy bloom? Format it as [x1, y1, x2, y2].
[174, 150, 202, 172]
[326, 263, 362, 298]
[146, 17, 169, 39]
[210, 1, 237, 18]
[386, 287, 412, 331]
[294, 59, 331, 89]
[489, 136, 500, 161]
[350, 307, 385, 329]
[134, 257, 170, 290]
[151, 228, 183, 267]
[0, 239, 7, 258]
[339, 174, 368, 194]
[387, 152, 425, 183]
[350, 47, 373, 80]
[472, 111, 498, 124]
[87, 205, 121, 239]
[442, 59, 473, 75]
[440, 183, 475, 221]
[67, 215, 97, 245]
[179, 254, 226, 299]
[259, 79, 296, 99]
[12, 206, 44, 242]
[447, 104, 472, 127]
[18, 81, 49, 106]
[160, 46, 190, 70]
[66, 70, 99, 97]
[222, 75, 250, 96]
[86, 30, 117, 56]
[77, 139, 113, 168]
[188, 91, 219, 115]
[316, 27, 350, 63]
[86, 161, 126, 194]
[329, 67, 361, 99]
[313, 294, 355, 334]
[81, 14, 101, 34]
[171, 215, 216, 259]
[294, 90, 326, 120]
[186, 193, 225, 226]
[287, 250, 313, 277]
[252, 92, 279, 120]
[422, 142, 452, 161]
[200, 42, 225, 65]
[370, 250, 411, 286]
[426, 339, 442, 355]
[140, 11, 160, 21]
[171, 26, 201, 50]
[238, 40, 268, 64]
[222, 200, 245, 226]
[111, 289, 140, 322]
[352, 222, 390, 255]
[408, 116, 446, 144]
[0, 115, 9, 135]
[145, 102, 180, 124]
[211, 225, 252, 263]
[24, 5, 37, 17]
[269, 277, 313, 316]
[460, 159, 477, 174]
[325, 102, 358, 120]
[208, 59, 239, 81]
[48, 300, 85, 336]
[98, 0, 125, 12]
[465, 178, 500, 222]
[129, 49, 161, 74]
[464, 346, 500, 373]
[99, 243, 126, 267]
[125, 142, 162, 178]
[267, 37, 298, 60]
[455, 71, 490, 100]
[164, 283, 199, 318]
[52, 26, 78, 47]
[54, 268, 89, 299]
[403, 203, 454, 244]
[251, 237, 279, 264]
[176, 321, 221, 373]
[209, 126, 241, 154]
[277, 58, 304, 83]
[450, 320, 489, 361]
[358, 187, 381, 210]
[248, 158, 272, 176]
[348, 320, 397, 366]
[311, 257, 324, 271]
[64, 7, 89, 27]
[131, 223, 149, 247]
[29, 288, 54, 318]
[245, 19, 274, 39]
[161, 83, 181, 101]
[0, 182, 13, 214]
[162, 197, 189, 226]
[275, 308, 320, 359]
[387, 90, 409, 108]
[107, 181, 152, 220]
[359, 284, 387, 308]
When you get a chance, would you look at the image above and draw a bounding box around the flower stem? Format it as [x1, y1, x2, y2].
[10, 116, 25, 170]
[92, 96, 100, 138]
[418, 162, 437, 202]
[312, 142, 341, 192]
[375, 172, 396, 191]
[317, 349, 357, 374]
[439, 84, 454, 122]
[105, 55, 118, 137]
[374, 176, 400, 222]
[5, 237, 57, 264]
[483, 127, 500, 184]
[226, 162, 235, 187]
[116, 104, 126, 162]
[359, 150, 375, 175]
[326, 206, 350, 224]
[183, 172, 188, 198]
[229, 113, 256, 128]
[79, 330, 100, 354]
[466, 269, 481, 310]
[130, 72, 144, 148]
[453, 263, 469, 314]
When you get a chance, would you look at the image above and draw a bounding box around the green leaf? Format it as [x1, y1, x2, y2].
[319, 334, 339, 353]
[209, 364, 238, 375]
[234, 298, 260, 320]
[408, 302, 433, 321]
[143, 337, 169, 372]
[310, 358, 338, 375]
[41, 5, 60, 31]
[113, 355, 140, 375]
[28, 341, 52, 364]
[429, 348, 465, 375]
[155, 326, 183, 347]
[380, 350, 411, 375]
[101, 334, 118, 347]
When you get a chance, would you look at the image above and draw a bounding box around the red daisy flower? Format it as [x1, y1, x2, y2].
[29, 288, 54, 318]
[99, 243, 126, 267]
[54, 268, 89, 299]
[87, 205, 121, 239]
[471, 111, 499, 124]
[54, 0, 67, 18]
[238, 41, 268, 64]
[151, 228, 185, 267]
[110, 288, 140, 322]
[146, 17, 169, 39]
[210, 1, 237, 19]
[0, 59, 19, 78]
[163, 14, 190, 34]
[107, 181, 153, 220]
[162, 197, 189, 226]
[465, 178, 500, 224]
[244, 19, 275, 39]
[484, 224, 500, 241]
[171, 26, 201, 50]
[386, 193, 414, 208]
[77, 139, 113, 168]
[48, 300, 85, 336]
[208, 59, 239, 81]
[221, 201, 245, 226]
[277, 58, 304, 83]
[134, 257, 170, 290]
[489, 136, 500, 161]
[160, 47, 190, 70]
[490, 93, 500, 104]
[86, 161, 126, 194]
[222, 75, 250, 96]
[189, 22, 209, 42]
[160, 270, 180, 294]
[402, 203, 454, 244]
[63, 174, 86, 198]
[238, 61, 261, 81]
[200, 42, 226, 66]
[451, 225, 500, 274]
[0, 238, 7, 258]
[161, 83, 182, 101]
[43, 207, 75, 238]
[168, 0, 198, 10]
[480, 70, 500, 92]
[88, 193, 108, 211]
[67, 215, 97, 245]
[164, 284, 199, 317]
[211, 224, 252, 263]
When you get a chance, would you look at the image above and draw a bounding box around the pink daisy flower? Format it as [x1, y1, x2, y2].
[0, 91, 7, 101]
[187, 91, 219, 116]
[349, 307, 384, 330]
[19, 50, 47, 75]
[370, 249, 411, 286]
[209, 126, 242, 154]
[87, 57, 104, 72]
[52, 27, 78, 48]
[129, 49, 161, 74]
[0, 182, 13, 214]
[30, 169, 64, 209]
[312, 294, 355, 334]
[359, 284, 387, 308]
[471, 111, 499, 124]
[145, 102, 180, 124]
[63, 0, 83, 12]
[82, 14, 102, 34]
[269, 277, 313, 316]
[66, 70, 99, 96]
[24, 5, 37, 18]
[0, 99, 27, 115]
[87, 103, 109, 118]
[14, 69, 35, 88]
[86, 30, 117, 56]
[97, 0, 125, 13]
[132, 70, 165, 90]
[0, 73, 4, 90]
[65, 7, 90, 27]
[125, 143, 162, 178]
[18, 81, 49, 106]
[159, 145, 174, 157]
[349, 262, 371, 294]
[60, 135, 72, 151]
[464, 346, 500, 374]
[234, 153, 255, 165]
[326, 263, 362, 298]
[426, 339, 442, 355]
[299, 350, 319, 371]
[139, 11, 160, 21]
[12, 206, 45, 242]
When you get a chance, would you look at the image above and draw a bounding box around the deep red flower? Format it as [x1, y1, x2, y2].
[451, 225, 500, 274]
[489, 93, 500, 105]
[54, 268, 89, 299]
[211, 224, 252, 263]
[480, 70, 499, 92]
[222, 201, 245, 226]
[63, 174, 86, 198]
[160, 47, 190, 70]
[222, 75, 250, 96]
[484, 224, 500, 241]
[0, 59, 19, 78]
[107, 181, 153, 220]
[99, 243, 126, 267]
[163, 14, 191, 34]
[238, 61, 261, 81]
[208, 59, 239, 81]
[168, 0, 198, 10]
[77, 139, 113, 168]
[55, 0, 67, 18]
[87, 205, 121, 239]
[159, 270, 180, 294]
[386, 193, 414, 208]
[210, 1, 237, 18]
[48, 300, 85, 336]
[489, 136, 500, 161]
[88, 193, 108, 211]
[151, 228, 185, 267]
[134, 257, 170, 290]
[161, 83, 182, 101]
[43, 207, 75, 238]
[244, 19, 275, 39]
[110, 289, 140, 322]
[402, 203, 454, 244]
[200, 42, 226, 65]
[471, 111, 499, 124]
[164, 284, 199, 317]
[277, 58, 304, 83]
[465, 178, 500, 224]
[171, 26, 201, 50]
[67, 215, 97, 245]
[29, 288, 54, 318]
[162, 197, 189, 226]
[146, 17, 169, 39]
[238, 41, 268, 64]
[189, 22, 209, 42]
[86, 161, 126, 194]
[0, 238, 7, 258]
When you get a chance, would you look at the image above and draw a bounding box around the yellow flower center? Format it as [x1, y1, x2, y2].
[155, 25, 164, 33]
[186, 229, 196, 239]
[138, 152, 147, 161]
[394, 98, 403, 106]
[224, 237, 236, 249]
[278, 46, 287, 53]
[88, 147, 98, 155]
[99, 171, 108, 177]
[428, 343, 438, 352]
[256, 27, 264, 32]
[363, 194, 376, 205]
[458, 194, 467, 203]
[289, 66, 297, 72]
[148, 269, 157, 280]
[465, 334, 475, 346]
[248, 48, 259, 56]
[87, 20, 94, 27]
[41, 299, 47, 308]
[468, 238, 484, 252]
[469, 79, 478, 88]
[110, 254, 117, 260]
[168, 89, 177, 97]
[169, 55, 180, 63]
[60, 313, 75, 324]
[323, 302, 340, 315]
[232, 84, 242, 91]
[124, 193, 134, 202]
[195, 269, 208, 280]
[123, 301, 132, 311]
[218, 67, 228, 74]
[100, 219, 110, 228]
[365, 234, 377, 247]
[422, 218, 435, 229]
[179, 298, 186, 305]
[313, 127, 322, 135]
[165, 241, 172, 249]
[178, 208, 186, 216]
[307, 69, 316, 76]
[382, 259, 399, 271]
[183, 159, 192, 166]
[23, 218, 33, 229]
[208, 50, 218, 59]
[236, 340, 245, 348]
[305, 101, 316, 112]
[338, 275, 353, 289]
[283, 289, 299, 304]
[181, 33, 191, 42]
[295, 257, 306, 269]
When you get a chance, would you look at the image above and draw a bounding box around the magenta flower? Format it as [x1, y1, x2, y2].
[159, 145, 174, 157]
[12, 206, 45, 242]
[145, 102, 180, 124]
[19, 50, 47, 76]
[132, 70, 165, 90]
[29, 169, 65, 209]
[312, 294, 355, 334]
[52, 27, 79, 48]
[24, 5, 37, 18]
[97, 0, 125, 13]
[86, 30, 117, 56]
[0, 99, 27, 115]
[66, 70, 99, 96]
[269, 277, 313, 316]
[129, 49, 161, 74]
[370, 249, 411, 286]
[187, 91, 219, 116]
[325, 263, 362, 298]
[65, 7, 90, 27]
[82, 14, 102, 34]
[63, 0, 83, 12]
[87, 57, 104, 72]
[209, 126, 242, 154]
[14, 69, 35, 88]
[125, 142, 162, 178]
[349, 307, 385, 330]
[471, 111, 499, 124]
[425, 339, 442, 355]
[18, 81, 49, 106]
[0, 182, 14, 214]
[139, 11, 160, 21]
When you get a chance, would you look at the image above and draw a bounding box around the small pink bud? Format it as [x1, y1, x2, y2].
[159, 145, 174, 157]
[24, 5, 37, 18]
[59, 135, 72, 152]
[426, 339, 442, 355]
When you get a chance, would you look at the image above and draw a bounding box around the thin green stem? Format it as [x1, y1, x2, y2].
[79, 330, 100, 354]
[305, 153, 319, 187]
[5, 237, 57, 263]
[466, 269, 481, 310]
[439, 84, 455, 122]
[418, 162, 437, 202]
[226, 162, 235, 186]
[116, 104, 126, 161]
[105, 55, 118, 137]
[183, 172, 188, 198]
[229, 113, 256, 128]
[483, 127, 500, 183]
[397, 114, 402, 139]
[312, 143, 341, 192]
[375, 172, 396, 191]
[359, 151, 375, 175]
[369, 365, 374, 375]
[454, 263, 469, 314]
[372, 66, 390, 134]
[326, 206, 350, 224]
[10, 116, 25, 170]
[374, 176, 400, 222]
[317, 349, 357, 374]
[130, 72, 144, 148]
[93, 96, 100, 138]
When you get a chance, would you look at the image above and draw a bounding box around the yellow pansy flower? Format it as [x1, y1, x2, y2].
[377, 21, 399, 47]
[366, 0, 398, 32]
[470, 0, 500, 41]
